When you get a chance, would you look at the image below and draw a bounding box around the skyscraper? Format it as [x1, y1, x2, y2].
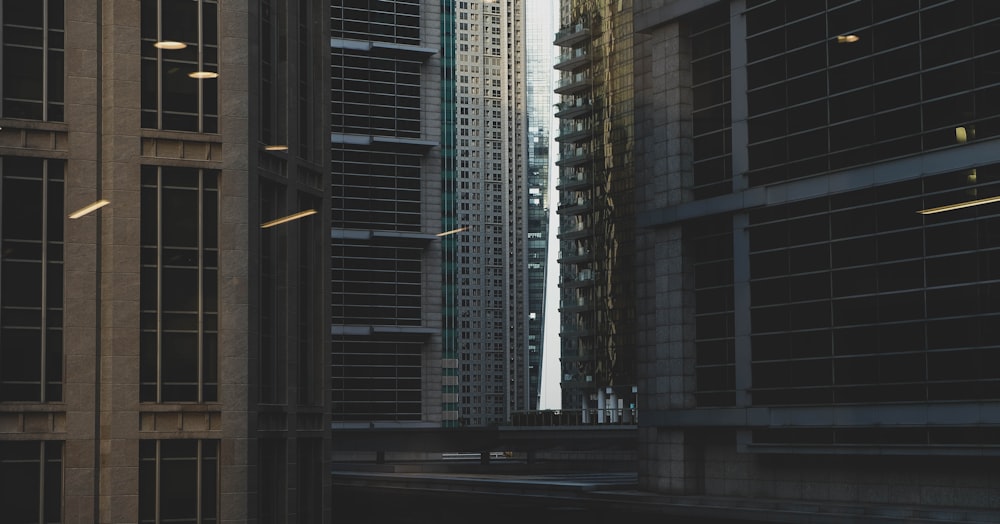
[554, 0, 638, 418]
[635, 0, 1000, 516]
[0, 0, 331, 522]
[446, 0, 531, 427]
[525, 0, 556, 412]
[330, 0, 444, 425]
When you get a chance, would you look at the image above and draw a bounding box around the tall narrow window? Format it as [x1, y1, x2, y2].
[258, 179, 287, 404]
[0, 441, 62, 524]
[259, 0, 287, 148]
[140, 0, 218, 132]
[257, 439, 286, 521]
[298, 192, 323, 406]
[1, 0, 64, 120]
[139, 440, 218, 524]
[0, 157, 64, 402]
[140, 166, 218, 403]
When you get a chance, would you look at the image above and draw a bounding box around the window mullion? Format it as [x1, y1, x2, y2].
[198, 171, 204, 403]
[156, 169, 163, 403]
[42, 0, 49, 121]
[40, 160, 48, 403]
[154, 441, 161, 524]
[197, 0, 204, 133]
[156, 0, 163, 129]
[37, 441, 45, 524]
[196, 440, 203, 524]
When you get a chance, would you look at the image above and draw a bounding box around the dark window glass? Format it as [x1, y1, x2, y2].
[749, 166, 1000, 405]
[1, 157, 64, 402]
[140, 0, 219, 132]
[0, 441, 62, 524]
[140, 166, 219, 403]
[139, 440, 218, 524]
[1, 0, 64, 120]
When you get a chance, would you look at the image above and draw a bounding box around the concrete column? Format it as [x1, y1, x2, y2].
[597, 389, 606, 424]
[609, 390, 619, 423]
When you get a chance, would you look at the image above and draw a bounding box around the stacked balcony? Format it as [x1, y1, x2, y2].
[556, 18, 599, 402]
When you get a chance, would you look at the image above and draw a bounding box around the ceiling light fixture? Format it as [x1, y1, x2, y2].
[68, 199, 110, 219]
[836, 34, 860, 43]
[261, 209, 317, 228]
[154, 41, 187, 50]
[917, 195, 1000, 215]
[264, 145, 289, 151]
[188, 71, 219, 79]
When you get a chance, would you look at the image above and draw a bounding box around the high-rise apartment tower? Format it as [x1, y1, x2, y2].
[445, 0, 531, 426]
[555, 0, 639, 418]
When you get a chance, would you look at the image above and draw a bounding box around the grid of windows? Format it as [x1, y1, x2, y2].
[749, 163, 1000, 405]
[331, 150, 423, 231]
[690, 2, 732, 199]
[1, 0, 64, 121]
[140, 166, 219, 403]
[0, 157, 63, 402]
[331, 51, 422, 139]
[139, 440, 218, 524]
[331, 243, 422, 326]
[331, 0, 420, 46]
[331, 337, 422, 421]
[745, 0, 1000, 186]
[0, 441, 61, 524]
[690, 216, 736, 407]
[140, 0, 219, 132]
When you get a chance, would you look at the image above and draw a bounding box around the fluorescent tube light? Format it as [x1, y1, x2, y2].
[436, 226, 469, 237]
[68, 199, 110, 219]
[261, 209, 317, 228]
[917, 195, 1000, 215]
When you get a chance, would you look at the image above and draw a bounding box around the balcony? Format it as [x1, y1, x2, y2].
[556, 146, 591, 168]
[559, 220, 590, 241]
[559, 295, 593, 314]
[555, 72, 591, 95]
[558, 247, 592, 265]
[555, 47, 589, 71]
[560, 269, 595, 289]
[556, 169, 591, 191]
[554, 22, 591, 47]
[555, 98, 594, 120]
[555, 121, 592, 144]
[557, 197, 592, 216]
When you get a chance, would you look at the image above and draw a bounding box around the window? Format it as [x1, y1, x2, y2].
[258, 179, 287, 404]
[258, 439, 286, 521]
[139, 440, 218, 524]
[0, 441, 61, 524]
[1, 157, 64, 402]
[140, 166, 219, 403]
[140, 0, 219, 132]
[1, 0, 64, 120]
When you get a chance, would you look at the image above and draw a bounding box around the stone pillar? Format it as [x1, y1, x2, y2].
[634, 16, 699, 495]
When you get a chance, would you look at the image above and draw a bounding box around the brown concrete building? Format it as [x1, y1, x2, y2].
[0, 1, 331, 522]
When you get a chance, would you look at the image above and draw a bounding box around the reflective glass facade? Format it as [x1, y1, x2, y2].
[555, 0, 637, 415]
